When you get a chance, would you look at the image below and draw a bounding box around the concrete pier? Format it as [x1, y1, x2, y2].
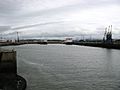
[0, 49, 27, 90]
[0, 49, 16, 73]
[0, 49, 17, 89]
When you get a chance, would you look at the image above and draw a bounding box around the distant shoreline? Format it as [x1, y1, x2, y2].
[0, 41, 62, 46]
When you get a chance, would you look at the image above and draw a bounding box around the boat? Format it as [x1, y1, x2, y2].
[64, 38, 73, 45]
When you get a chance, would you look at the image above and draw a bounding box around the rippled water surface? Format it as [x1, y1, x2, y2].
[3, 44, 120, 90]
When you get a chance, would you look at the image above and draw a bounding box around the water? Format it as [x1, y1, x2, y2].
[2, 44, 120, 90]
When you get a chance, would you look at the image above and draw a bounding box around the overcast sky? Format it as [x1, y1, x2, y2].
[0, 0, 120, 39]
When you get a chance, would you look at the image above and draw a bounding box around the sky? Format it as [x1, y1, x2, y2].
[0, 0, 120, 39]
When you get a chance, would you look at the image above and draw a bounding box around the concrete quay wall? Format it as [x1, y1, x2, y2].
[0, 49, 17, 74]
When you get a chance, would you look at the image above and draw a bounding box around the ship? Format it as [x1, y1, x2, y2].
[64, 38, 73, 45]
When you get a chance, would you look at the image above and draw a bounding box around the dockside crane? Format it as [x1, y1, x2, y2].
[103, 25, 113, 44]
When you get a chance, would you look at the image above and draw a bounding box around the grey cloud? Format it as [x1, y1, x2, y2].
[20, 0, 120, 18]
[0, 0, 120, 39]
[0, 26, 11, 33]
[0, 0, 21, 15]
[11, 21, 65, 30]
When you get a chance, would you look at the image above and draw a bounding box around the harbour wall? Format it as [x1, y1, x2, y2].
[74, 42, 120, 49]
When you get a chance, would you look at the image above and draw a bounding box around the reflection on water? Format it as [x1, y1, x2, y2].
[3, 44, 120, 90]
[104, 49, 113, 78]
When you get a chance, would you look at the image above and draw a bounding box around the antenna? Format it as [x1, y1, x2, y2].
[111, 25, 112, 33]
[108, 25, 110, 33]
[16, 32, 19, 42]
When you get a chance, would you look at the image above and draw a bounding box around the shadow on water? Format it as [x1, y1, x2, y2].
[105, 49, 113, 77]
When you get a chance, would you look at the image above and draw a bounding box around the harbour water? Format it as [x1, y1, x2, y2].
[2, 44, 120, 90]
